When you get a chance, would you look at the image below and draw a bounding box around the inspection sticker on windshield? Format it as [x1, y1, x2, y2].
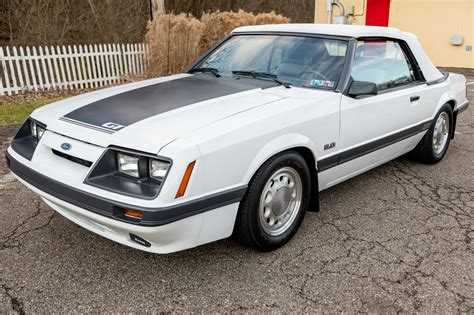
[310, 80, 335, 88]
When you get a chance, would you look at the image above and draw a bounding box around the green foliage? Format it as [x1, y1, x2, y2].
[0, 97, 63, 125]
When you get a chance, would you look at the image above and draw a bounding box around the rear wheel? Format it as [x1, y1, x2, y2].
[235, 151, 311, 251]
[409, 103, 453, 164]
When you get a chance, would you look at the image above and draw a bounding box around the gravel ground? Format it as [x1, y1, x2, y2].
[0, 70, 473, 313]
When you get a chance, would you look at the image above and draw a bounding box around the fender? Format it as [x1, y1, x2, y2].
[433, 90, 456, 117]
[243, 133, 318, 184]
[157, 138, 205, 204]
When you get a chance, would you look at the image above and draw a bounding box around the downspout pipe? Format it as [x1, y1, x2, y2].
[326, 0, 333, 24]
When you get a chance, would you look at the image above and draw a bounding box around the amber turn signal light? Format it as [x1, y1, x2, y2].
[175, 161, 196, 198]
[124, 209, 143, 219]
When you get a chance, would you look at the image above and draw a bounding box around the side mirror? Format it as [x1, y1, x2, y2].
[347, 80, 378, 98]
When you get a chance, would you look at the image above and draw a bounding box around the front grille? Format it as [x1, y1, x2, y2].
[52, 149, 93, 167]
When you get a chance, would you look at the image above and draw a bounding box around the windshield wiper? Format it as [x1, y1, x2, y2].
[232, 70, 291, 88]
[189, 67, 221, 77]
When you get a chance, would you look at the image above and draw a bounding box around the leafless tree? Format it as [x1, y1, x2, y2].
[0, 0, 315, 46]
[0, 0, 149, 46]
[165, 0, 315, 22]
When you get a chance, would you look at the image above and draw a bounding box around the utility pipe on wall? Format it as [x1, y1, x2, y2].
[326, 0, 346, 24]
[326, 0, 333, 24]
[333, 0, 346, 16]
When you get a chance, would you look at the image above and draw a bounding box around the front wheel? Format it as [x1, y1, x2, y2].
[234, 151, 311, 251]
[409, 103, 453, 164]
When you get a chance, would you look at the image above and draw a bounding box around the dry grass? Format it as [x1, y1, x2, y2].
[145, 10, 289, 77]
[146, 12, 204, 77]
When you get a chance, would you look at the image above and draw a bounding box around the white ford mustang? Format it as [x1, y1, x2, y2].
[6, 24, 469, 253]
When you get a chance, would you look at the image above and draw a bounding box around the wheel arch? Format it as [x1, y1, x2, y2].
[292, 147, 320, 213]
[446, 100, 457, 139]
[243, 134, 320, 213]
[433, 92, 457, 139]
[446, 99, 456, 111]
[434, 92, 456, 117]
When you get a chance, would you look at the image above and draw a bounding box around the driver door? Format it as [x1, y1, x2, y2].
[328, 39, 430, 186]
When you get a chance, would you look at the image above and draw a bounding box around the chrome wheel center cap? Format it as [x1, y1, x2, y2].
[273, 187, 291, 216]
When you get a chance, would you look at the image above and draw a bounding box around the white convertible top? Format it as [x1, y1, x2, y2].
[232, 24, 443, 82]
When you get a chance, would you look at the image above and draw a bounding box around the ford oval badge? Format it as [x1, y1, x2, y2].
[61, 143, 71, 151]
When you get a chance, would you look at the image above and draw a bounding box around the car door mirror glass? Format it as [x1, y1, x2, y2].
[347, 80, 378, 98]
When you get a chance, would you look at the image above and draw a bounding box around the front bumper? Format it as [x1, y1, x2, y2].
[6, 150, 245, 226]
[6, 150, 244, 253]
[16, 174, 239, 253]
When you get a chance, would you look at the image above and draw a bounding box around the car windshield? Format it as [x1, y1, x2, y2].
[195, 35, 348, 89]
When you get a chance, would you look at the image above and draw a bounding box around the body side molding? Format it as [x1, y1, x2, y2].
[317, 119, 432, 172]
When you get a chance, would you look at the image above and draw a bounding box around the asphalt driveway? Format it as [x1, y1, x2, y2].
[1, 69, 473, 313]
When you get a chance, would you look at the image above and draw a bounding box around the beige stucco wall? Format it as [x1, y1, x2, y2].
[315, 0, 474, 68]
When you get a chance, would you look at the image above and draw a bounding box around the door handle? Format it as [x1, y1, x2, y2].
[410, 95, 420, 102]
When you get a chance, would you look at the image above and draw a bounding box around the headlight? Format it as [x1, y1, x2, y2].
[30, 121, 37, 138]
[37, 125, 45, 138]
[11, 118, 47, 161]
[86, 149, 172, 199]
[30, 120, 46, 140]
[149, 159, 170, 182]
[117, 153, 140, 178]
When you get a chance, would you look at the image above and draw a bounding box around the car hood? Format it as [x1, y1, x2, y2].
[31, 74, 287, 153]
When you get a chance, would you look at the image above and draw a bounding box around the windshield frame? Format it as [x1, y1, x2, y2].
[187, 31, 355, 92]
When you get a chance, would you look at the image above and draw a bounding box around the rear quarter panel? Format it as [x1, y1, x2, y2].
[430, 73, 467, 116]
[448, 73, 468, 110]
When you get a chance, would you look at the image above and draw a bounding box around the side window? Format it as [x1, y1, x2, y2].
[351, 40, 417, 91]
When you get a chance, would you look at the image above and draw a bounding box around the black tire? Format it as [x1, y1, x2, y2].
[409, 103, 453, 164]
[234, 151, 311, 251]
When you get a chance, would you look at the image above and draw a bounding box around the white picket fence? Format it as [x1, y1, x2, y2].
[0, 43, 149, 96]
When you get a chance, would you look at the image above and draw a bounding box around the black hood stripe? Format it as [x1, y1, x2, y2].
[62, 75, 276, 133]
[59, 117, 116, 134]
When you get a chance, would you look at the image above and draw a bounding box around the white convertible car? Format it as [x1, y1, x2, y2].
[6, 24, 469, 253]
